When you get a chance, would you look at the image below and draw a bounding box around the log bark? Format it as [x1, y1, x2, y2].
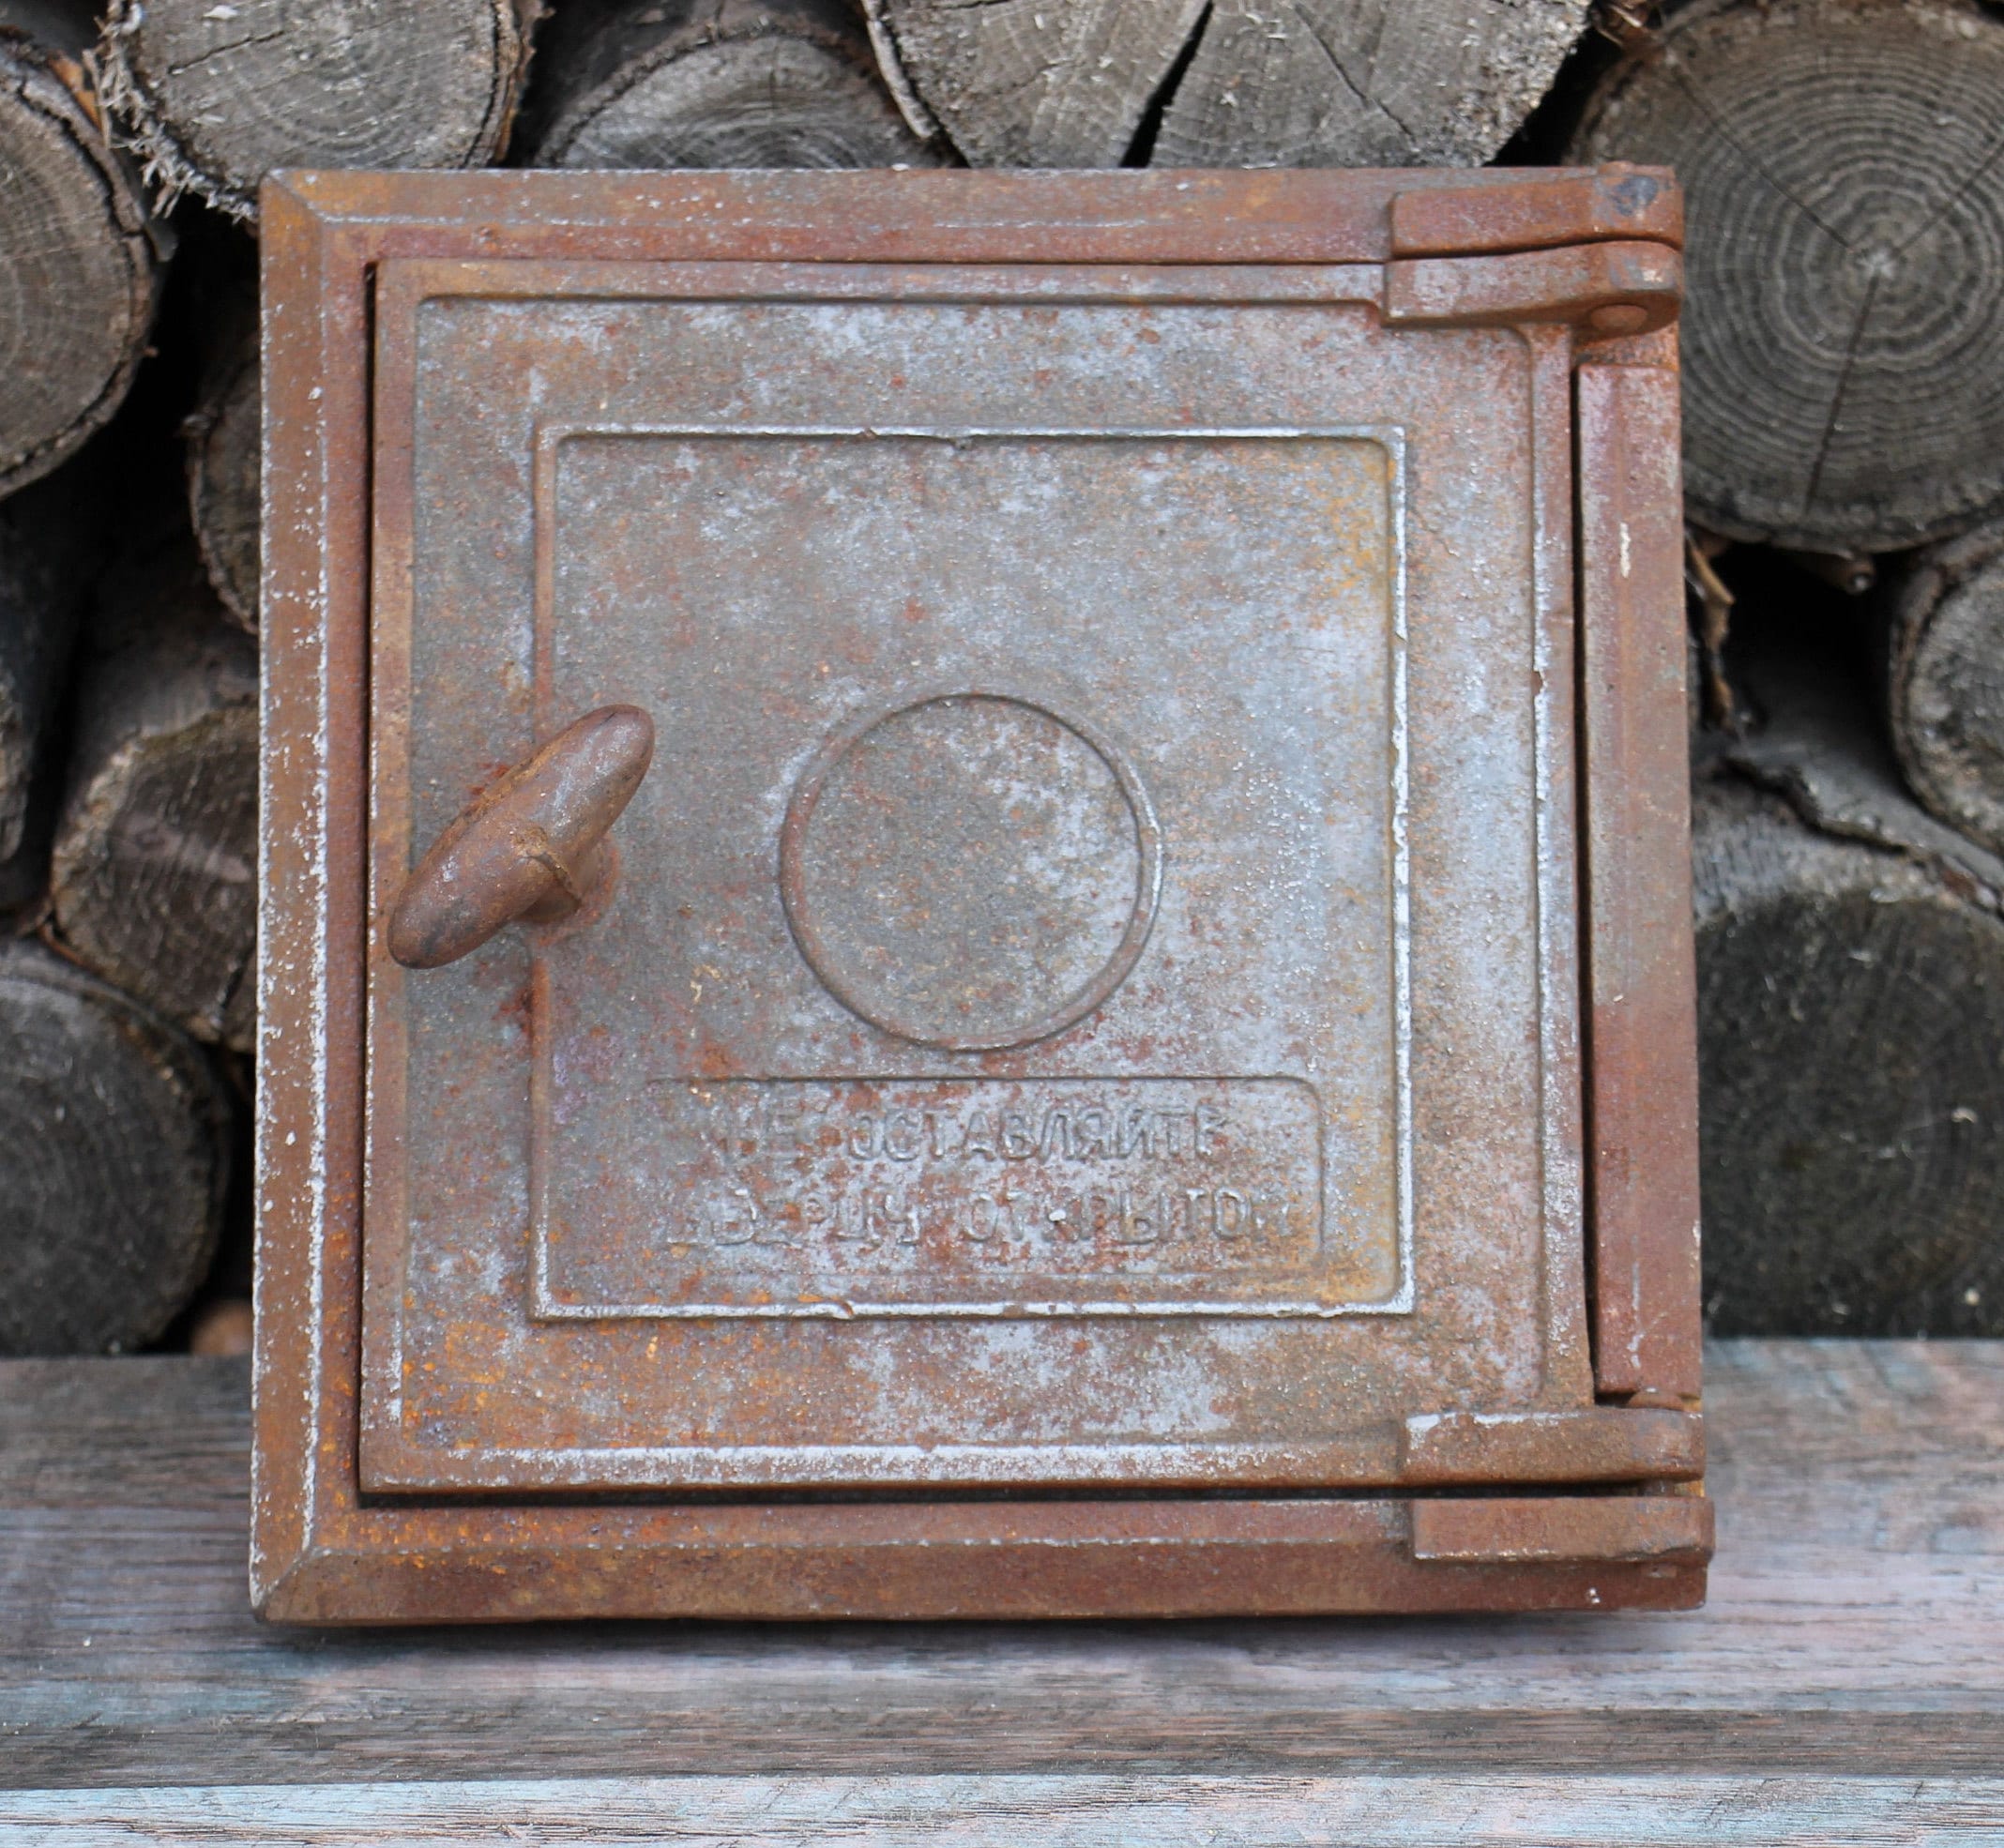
[0, 0, 159, 496]
[0, 463, 95, 910]
[184, 306, 259, 632]
[867, 0, 1587, 169]
[98, 0, 539, 221]
[524, 0, 940, 170]
[1693, 641, 2004, 1337]
[1885, 520, 2004, 861]
[1567, 0, 2004, 554]
[50, 536, 258, 1053]
[0, 939, 230, 1355]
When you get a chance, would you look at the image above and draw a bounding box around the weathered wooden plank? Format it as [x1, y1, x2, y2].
[0, 1342, 1999, 1788]
[4, 1771, 2001, 1844]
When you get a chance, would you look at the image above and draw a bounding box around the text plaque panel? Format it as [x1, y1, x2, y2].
[539, 1077, 1325, 1314]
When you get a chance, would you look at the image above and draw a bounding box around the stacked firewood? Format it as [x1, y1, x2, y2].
[1, 0, 1997, 1350]
[1565, 0, 2004, 1338]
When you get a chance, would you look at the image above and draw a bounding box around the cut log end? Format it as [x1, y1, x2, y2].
[185, 329, 260, 631]
[0, 468, 90, 872]
[1570, 0, 2004, 553]
[527, 0, 942, 171]
[871, 0, 1206, 167]
[0, 441, 114, 913]
[1154, 0, 1589, 171]
[872, 0, 1588, 170]
[97, 0, 535, 220]
[1888, 522, 2004, 861]
[51, 539, 258, 1053]
[0, 6, 159, 495]
[0, 941, 229, 1356]
[1694, 773, 2004, 1338]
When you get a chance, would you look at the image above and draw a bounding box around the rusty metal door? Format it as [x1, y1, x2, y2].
[253, 168, 1704, 1619]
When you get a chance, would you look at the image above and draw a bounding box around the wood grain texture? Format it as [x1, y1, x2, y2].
[185, 312, 260, 633]
[0, 944, 230, 1356]
[525, 0, 940, 170]
[869, 0, 1207, 166]
[0, 0, 159, 496]
[1152, 0, 1590, 170]
[0, 460, 92, 908]
[1887, 519, 2004, 859]
[6, 1770, 2001, 1843]
[97, 0, 537, 221]
[1693, 627, 2004, 1336]
[1693, 778, 2004, 1335]
[50, 535, 259, 1052]
[1715, 613, 2004, 914]
[1, 1342, 1999, 1788]
[1568, 0, 2004, 553]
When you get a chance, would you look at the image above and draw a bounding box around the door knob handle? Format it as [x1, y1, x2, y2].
[387, 704, 655, 970]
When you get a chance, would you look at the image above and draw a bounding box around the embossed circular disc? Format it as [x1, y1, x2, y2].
[780, 692, 1161, 1051]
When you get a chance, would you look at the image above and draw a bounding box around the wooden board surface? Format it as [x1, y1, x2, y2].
[1, 1341, 1999, 1812]
[6, 1771, 2002, 1843]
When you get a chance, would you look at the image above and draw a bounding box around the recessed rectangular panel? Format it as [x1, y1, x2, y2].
[530, 427, 1406, 1319]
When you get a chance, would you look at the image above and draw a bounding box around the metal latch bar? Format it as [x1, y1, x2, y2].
[1391, 164, 1684, 260]
[1412, 1494, 1714, 1565]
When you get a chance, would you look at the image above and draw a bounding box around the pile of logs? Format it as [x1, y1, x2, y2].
[1, 0, 1999, 1350]
[1568, 0, 2004, 1336]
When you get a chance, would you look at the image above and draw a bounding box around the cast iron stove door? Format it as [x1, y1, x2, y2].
[358, 251, 1592, 1495]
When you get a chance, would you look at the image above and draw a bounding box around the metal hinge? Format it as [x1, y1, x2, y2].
[1385, 239, 1680, 337]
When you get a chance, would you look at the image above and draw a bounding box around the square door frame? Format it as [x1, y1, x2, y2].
[253, 166, 1704, 1623]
